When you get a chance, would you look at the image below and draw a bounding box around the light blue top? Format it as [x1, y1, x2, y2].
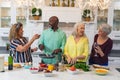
[38, 28, 66, 64]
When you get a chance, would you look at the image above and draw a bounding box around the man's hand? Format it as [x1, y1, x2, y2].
[31, 47, 38, 52]
[39, 44, 44, 51]
[53, 49, 62, 54]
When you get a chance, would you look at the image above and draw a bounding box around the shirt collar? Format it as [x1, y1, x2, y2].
[49, 28, 60, 32]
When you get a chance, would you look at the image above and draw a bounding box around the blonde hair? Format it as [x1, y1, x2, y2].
[72, 22, 85, 37]
[9, 22, 23, 41]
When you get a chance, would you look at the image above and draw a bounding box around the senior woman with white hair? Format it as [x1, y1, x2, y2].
[89, 23, 113, 66]
[64, 22, 89, 64]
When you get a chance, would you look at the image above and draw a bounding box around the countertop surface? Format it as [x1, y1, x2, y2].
[0, 54, 120, 80]
[0, 66, 120, 80]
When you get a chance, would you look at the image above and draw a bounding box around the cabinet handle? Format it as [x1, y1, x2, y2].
[109, 59, 114, 61]
[3, 32, 8, 34]
[114, 35, 120, 37]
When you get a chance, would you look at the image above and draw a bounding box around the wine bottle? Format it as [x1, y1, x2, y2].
[68, 0, 70, 7]
[8, 50, 13, 70]
[58, 0, 60, 6]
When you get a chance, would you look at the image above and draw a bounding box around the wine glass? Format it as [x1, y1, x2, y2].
[94, 42, 98, 57]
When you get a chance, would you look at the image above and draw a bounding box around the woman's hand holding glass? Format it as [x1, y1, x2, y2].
[94, 42, 98, 57]
[95, 46, 104, 57]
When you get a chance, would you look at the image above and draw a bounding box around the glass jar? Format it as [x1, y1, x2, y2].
[52, 0, 56, 6]
[62, 0, 66, 7]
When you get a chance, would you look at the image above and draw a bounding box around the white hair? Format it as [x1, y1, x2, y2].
[72, 22, 85, 37]
[99, 23, 112, 35]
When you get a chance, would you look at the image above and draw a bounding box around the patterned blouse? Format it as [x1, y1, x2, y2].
[10, 37, 32, 63]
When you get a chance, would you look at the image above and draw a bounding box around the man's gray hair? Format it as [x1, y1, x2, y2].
[99, 23, 112, 35]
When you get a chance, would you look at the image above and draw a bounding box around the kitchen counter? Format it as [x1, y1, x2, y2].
[0, 66, 120, 80]
[0, 54, 120, 80]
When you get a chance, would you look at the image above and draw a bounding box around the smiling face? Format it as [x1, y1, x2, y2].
[98, 27, 107, 37]
[49, 16, 59, 29]
[77, 24, 85, 36]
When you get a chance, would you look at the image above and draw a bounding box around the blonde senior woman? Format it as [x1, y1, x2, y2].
[64, 22, 89, 64]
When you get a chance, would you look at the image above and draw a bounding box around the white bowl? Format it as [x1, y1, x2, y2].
[44, 72, 53, 77]
[30, 69, 38, 74]
[95, 68, 108, 76]
[67, 69, 79, 75]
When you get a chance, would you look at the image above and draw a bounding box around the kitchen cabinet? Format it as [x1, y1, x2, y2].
[0, 2, 26, 28]
[108, 1, 120, 40]
[42, 7, 81, 22]
[107, 1, 120, 66]
[16, 7, 27, 26]
[0, 2, 27, 46]
[0, 2, 11, 28]
[108, 57, 120, 67]
[44, 0, 77, 7]
[97, 9, 108, 30]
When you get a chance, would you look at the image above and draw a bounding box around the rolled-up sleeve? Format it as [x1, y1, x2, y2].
[38, 32, 44, 46]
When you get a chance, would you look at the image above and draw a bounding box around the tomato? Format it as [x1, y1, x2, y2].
[69, 66, 76, 71]
[39, 63, 47, 67]
[30, 67, 38, 70]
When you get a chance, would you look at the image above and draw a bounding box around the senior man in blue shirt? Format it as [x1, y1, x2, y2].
[38, 16, 66, 64]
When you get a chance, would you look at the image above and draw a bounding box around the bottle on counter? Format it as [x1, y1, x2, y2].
[52, 0, 56, 6]
[8, 50, 13, 70]
[67, 0, 70, 7]
[71, 0, 75, 7]
[58, 55, 65, 72]
[58, 0, 60, 6]
[55, 55, 59, 71]
[62, 0, 66, 7]
[6, 43, 10, 51]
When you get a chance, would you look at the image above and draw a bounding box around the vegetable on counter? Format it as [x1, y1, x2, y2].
[74, 62, 90, 71]
[65, 62, 90, 71]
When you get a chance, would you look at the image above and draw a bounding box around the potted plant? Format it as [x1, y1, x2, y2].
[32, 8, 42, 20]
[82, 9, 91, 21]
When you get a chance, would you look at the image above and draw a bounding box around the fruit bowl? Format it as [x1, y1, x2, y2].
[95, 68, 108, 75]
[43, 70, 53, 77]
[67, 69, 79, 75]
[44, 72, 53, 77]
[39, 63, 47, 67]
[24, 62, 32, 69]
[24, 65, 32, 69]
[29, 67, 38, 74]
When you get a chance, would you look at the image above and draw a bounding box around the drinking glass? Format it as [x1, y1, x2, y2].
[94, 42, 98, 57]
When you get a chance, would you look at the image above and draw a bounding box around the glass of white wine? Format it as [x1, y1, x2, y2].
[94, 42, 98, 57]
